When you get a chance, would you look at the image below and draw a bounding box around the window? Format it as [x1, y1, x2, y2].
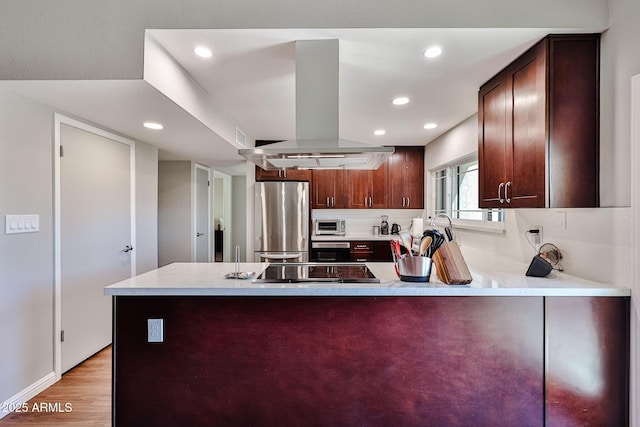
[433, 159, 503, 229]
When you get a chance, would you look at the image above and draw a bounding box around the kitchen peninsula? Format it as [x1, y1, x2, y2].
[105, 259, 629, 426]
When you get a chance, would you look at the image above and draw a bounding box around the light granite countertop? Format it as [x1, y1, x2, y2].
[105, 248, 629, 297]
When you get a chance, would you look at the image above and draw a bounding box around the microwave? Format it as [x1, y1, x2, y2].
[315, 219, 346, 236]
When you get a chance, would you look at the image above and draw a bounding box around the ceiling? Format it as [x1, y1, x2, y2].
[2, 27, 586, 175]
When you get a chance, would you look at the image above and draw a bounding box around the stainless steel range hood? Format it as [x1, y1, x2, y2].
[239, 39, 393, 170]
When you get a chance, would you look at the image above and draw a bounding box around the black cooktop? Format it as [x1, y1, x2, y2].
[254, 263, 379, 284]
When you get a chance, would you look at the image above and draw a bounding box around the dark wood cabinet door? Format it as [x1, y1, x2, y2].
[255, 166, 281, 181]
[256, 166, 311, 182]
[370, 161, 388, 208]
[478, 71, 508, 208]
[403, 146, 423, 208]
[348, 163, 389, 209]
[388, 150, 405, 208]
[372, 241, 392, 261]
[547, 35, 600, 208]
[388, 146, 424, 209]
[506, 41, 546, 208]
[347, 170, 370, 208]
[285, 169, 312, 181]
[312, 170, 346, 208]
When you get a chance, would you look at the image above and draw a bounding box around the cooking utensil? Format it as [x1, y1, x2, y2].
[419, 236, 432, 257]
[445, 225, 453, 241]
[389, 239, 403, 277]
[399, 232, 413, 256]
[421, 228, 445, 258]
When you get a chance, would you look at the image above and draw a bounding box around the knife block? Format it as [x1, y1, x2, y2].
[432, 242, 473, 284]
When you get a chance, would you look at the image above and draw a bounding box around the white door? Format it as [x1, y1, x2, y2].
[194, 164, 210, 262]
[59, 121, 133, 373]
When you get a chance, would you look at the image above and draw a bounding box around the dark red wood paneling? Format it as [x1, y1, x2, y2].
[545, 296, 630, 426]
[114, 296, 544, 426]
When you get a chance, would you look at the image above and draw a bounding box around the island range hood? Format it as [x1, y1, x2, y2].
[239, 39, 394, 170]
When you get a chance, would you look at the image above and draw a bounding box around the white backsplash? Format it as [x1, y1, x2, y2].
[312, 209, 425, 236]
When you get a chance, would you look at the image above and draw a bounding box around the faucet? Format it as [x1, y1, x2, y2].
[430, 213, 453, 241]
[430, 213, 452, 228]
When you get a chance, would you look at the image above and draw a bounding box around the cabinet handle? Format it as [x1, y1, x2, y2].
[407, 197, 410, 207]
[369, 197, 372, 207]
[356, 258, 367, 262]
[402, 197, 405, 207]
[505, 181, 511, 204]
[331, 197, 335, 207]
[326, 197, 330, 207]
[498, 182, 505, 204]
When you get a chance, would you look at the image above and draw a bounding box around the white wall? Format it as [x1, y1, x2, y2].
[231, 176, 247, 261]
[136, 142, 159, 274]
[600, 0, 640, 207]
[0, 90, 56, 406]
[158, 161, 192, 266]
[0, 90, 158, 410]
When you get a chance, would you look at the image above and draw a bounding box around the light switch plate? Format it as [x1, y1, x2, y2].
[5, 215, 39, 234]
[147, 318, 164, 343]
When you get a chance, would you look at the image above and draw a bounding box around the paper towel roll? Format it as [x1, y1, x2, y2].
[411, 217, 424, 236]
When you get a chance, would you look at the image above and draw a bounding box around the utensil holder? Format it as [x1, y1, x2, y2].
[396, 256, 432, 282]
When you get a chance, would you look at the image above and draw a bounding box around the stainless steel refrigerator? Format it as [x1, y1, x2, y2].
[254, 181, 309, 262]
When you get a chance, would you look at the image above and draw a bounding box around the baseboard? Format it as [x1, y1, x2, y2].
[0, 371, 57, 419]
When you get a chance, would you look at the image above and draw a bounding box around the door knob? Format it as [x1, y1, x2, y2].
[121, 245, 133, 253]
[196, 232, 204, 237]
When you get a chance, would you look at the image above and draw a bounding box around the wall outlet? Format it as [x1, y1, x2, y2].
[530, 226, 542, 244]
[148, 318, 164, 343]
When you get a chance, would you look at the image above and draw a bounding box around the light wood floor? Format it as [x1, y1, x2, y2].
[0, 346, 111, 426]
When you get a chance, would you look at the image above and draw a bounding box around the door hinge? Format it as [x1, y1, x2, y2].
[60, 330, 65, 342]
[60, 145, 64, 157]
[208, 180, 211, 187]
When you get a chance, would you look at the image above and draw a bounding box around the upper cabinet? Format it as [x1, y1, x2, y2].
[311, 169, 348, 209]
[304, 146, 424, 210]
[255, 166, 312, 182]
[388, 146, 424, 209]
[347, 162, 389, 209]
[478, 34, 600, 208]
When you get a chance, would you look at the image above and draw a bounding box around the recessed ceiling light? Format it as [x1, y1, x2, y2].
[373, 129, 386, 136]
[143, 122, 164, 130]
[194, 46, 212, 58]
[423, 123, 438, 130]
[392, 97, 410, 106]
[424, 46, 442, 58]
